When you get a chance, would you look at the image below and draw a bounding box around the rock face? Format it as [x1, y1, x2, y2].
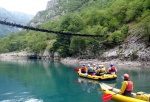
[103, 30, 150, 61]
[30, 0, 84, 27]
[30, 0, 67, 27]
[0, 51, 35, 60]
[0, 51, 60, 61]
[46, 0, 58, 9]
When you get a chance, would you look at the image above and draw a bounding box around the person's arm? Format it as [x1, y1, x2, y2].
[107, 67, 110, 72]
[115, 67, 117, 72]
[104, 67, 106, 72]
[86, 67, 88, 72]
[132, 81, 134, 90]
[119, 81, 128, 94]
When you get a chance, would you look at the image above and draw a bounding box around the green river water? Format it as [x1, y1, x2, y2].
[0, 60, 150, 102]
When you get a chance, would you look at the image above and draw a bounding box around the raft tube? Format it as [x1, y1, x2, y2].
[78, 69, 117, 80]
[100, 83, 150, 102]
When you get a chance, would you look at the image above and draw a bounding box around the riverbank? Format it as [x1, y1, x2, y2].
[0, 52, 149, 69]
[60, 57, 150, 69]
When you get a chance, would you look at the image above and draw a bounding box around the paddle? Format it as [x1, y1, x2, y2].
[121, 76, 124, 79]
[102, 93, 117, 102]
[117, 74, 124, 79]
[74, 68, 79, 72]
[101, 75, 123, 102]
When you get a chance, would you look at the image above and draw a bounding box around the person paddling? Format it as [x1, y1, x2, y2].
[107, 63, 117, 74]
[81, 64, 87, 73]
[95, 65, 106, 76]
[92, 64, 96, 73]
[118, 74, 133, 97]
[87, 64, 94, 75]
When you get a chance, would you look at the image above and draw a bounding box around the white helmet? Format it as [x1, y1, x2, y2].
[99, 65, 102, 68]
[87, 64, 90, 67]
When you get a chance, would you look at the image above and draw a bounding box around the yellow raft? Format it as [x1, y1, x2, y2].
[100, 83, 150, 102]
[78, 69, 117, 80]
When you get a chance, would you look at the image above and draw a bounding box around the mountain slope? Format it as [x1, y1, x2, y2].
[0, 7, 34, 37]
[0, 0, 149, 61]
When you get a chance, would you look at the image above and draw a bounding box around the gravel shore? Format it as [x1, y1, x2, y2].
[60, 57, 150, 69]
[0, 53, 149, 69]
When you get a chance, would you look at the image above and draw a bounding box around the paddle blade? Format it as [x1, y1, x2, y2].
[74, 68, 79, 72]
[102, 94, 113, 101]
[121, 76, 124, 79]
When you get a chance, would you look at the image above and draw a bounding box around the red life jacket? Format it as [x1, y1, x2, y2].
[81, 66, 86, 72]
[109, 67, 116, 72]
[125, 81, 133, 91]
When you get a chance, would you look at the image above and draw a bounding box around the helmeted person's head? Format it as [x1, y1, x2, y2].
[124, 74, 130, 81]
[93, 64, 96, 66]
[83, 64, 86, 66]
[87, 64, 90, 67]
[110, 63, 114, 67]
[99, 65, 103, 68]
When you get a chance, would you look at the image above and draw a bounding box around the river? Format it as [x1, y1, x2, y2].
[0, 60, 150, 102]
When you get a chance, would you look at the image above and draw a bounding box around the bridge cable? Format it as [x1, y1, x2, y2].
[0, 20, 103, 37]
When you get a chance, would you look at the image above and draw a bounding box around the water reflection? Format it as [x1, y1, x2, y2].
[77, 77, 99, 94]
[76, 77, 117, 94]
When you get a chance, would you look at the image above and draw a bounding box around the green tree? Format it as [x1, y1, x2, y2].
[138, 10, 150, 44]
[107, 31, 125, 47]
[125, 0, 143, 22]
[121, 25, 129, 37]
[108, 17, 120, 31]
[69, 37, 86, 57]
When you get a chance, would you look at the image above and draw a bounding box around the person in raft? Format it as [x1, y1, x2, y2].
[87, 64, 94, 75]
[81, 64, 87, 73]
[101, 65, 106, 73]
[95, 65, 106, 76]
[118, 74, 133, 97]
[92, 64, 96, 73]
[106, 63, 117, 74]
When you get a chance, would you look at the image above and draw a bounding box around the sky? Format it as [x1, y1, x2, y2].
[0, 0, 50, 15]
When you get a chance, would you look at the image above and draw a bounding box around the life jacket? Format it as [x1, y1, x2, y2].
[102, 67, 106, 72]
[92, 67, 96, 71]
[88, 67, 93, 73]
[109, 67, 116, 72]
[96, 68, 102, 73]
[81, 66, 86, 72]
[125, 81, 133, 91]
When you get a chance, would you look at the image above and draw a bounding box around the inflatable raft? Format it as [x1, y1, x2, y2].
[78, 69, 117, 80]
[100, 83, 150, 102]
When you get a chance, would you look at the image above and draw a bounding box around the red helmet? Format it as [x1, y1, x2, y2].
[124, 74, 129, 80]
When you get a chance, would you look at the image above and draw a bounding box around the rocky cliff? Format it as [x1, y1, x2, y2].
[30, 0, 67, 27]
[29, 0, 88, 27]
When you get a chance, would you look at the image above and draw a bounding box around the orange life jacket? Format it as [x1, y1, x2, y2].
[125, 81, 133, 91]
[109, 66, 116, 72]
[81, 66, 86, 72]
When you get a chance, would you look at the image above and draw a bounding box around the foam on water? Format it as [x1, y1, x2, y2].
[25, 98, 43, 102]
[0, 98, 43, 102]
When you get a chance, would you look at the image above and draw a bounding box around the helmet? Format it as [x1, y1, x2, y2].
[93, 64, 96, 66]
[99, 65, 102, 68]
[110, 63, 114, 67]
[87, 64, 90, 67]
[83, 64, 86, 66]
[124, 74, 129, 80]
